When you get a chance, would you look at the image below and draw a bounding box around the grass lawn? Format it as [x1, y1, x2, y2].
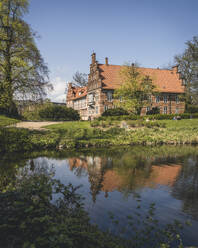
[43, 118, 198, 147]
[45, 118, 198, 131]
[44, 121, 91, 130]
[1, 117, 198, 153]
[0, 115, 20, 128]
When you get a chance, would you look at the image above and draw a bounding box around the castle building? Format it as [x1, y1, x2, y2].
[66, 53, 185, 120]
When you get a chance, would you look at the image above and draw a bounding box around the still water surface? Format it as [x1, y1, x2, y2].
[1, 146, 198, 246]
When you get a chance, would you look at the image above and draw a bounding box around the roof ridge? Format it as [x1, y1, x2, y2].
[99, 63, 172, 71]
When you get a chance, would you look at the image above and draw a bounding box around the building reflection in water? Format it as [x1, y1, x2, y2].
[67, 156, 182, 203]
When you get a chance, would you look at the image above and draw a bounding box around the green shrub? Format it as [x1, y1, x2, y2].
[0, 101, 19, 118]
[0, 167, 121, 248]
[102, 108, 129, 116]
[128, 114, 140, 120]
[90, 120, 100, 127]
[0, 166, 187, 248]
[143, 113, 198, 120]
[39, 105, 80, 121]
[22, 101, 53, 121]
[0, 128, 32, 153]
[127, 120, 143, 127]
[105, 127, 124, 135]
[146, 107, 160, 115]
[185, 104, 198, 113]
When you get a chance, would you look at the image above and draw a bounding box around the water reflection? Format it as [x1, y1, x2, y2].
[67, 156, 182, 202]
[1, 146, 198, 245]
[172, 156, 198, 220]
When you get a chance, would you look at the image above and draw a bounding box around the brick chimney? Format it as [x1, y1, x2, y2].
[91, 53, 96, 64]
[105, 57, 108, 65]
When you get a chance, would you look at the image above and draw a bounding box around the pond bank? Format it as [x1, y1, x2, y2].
[1, 119, 198, 153]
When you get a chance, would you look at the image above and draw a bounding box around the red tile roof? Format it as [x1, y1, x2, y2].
[99, 64, 185, 93]
[70, 86, 87, 100]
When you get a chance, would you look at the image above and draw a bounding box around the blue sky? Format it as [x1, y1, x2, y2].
[26, 0, 198, 102]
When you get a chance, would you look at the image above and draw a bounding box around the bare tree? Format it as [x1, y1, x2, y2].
[175, 36, 198, 105]
[72, 71, 88, 87]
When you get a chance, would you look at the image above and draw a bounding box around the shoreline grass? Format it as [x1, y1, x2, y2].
[1, 118, 198, 153]
[0, 115, 20, 128]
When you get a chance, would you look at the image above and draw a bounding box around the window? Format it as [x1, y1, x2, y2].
[164, 95, 168, 103]
[95, 93, 99, 101]
[163, 106, 167, 114]
[104, 105, 108, 111]
[88, 94, 94, 102]
[107, 91, 113, 102]
[175, 95, 179, 104]
[146, 106, 150, 112]
[175, 107, 179, 114]
[156, 96, 160, 103]
[120, 96, 123, 102]
[96, 106, 98, 114]
[148, 95, 152, 102]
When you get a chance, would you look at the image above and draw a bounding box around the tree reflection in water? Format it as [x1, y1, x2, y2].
[1, 146, 198, 221]
[172, 156, 198, 220]
[67, 151, 183, 202]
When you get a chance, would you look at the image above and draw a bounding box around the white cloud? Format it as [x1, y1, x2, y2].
[48, 77, 67, 103]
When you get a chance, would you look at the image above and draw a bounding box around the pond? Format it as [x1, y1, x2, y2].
[1, 145, 198, 246]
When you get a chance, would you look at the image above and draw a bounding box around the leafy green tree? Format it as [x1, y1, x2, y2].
[175, 36, 198, 105]
[0, 0, 52, 115]
[114, 65, 156, 115]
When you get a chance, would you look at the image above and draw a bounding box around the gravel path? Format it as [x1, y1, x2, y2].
[12, 121, 63, 130]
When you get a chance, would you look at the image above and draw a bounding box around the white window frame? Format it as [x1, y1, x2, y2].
[175, 95, 179, 104]
[164, 95, 168, 103]
[88, 94, 94, 103]
[96, 106, 98, 114]
[107, 91, 113, 102]
[146, 106, 150, 112]
[156, 95, 160, 103]
[163, 106, 167, 114]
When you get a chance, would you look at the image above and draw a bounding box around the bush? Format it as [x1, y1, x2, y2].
[185, 104, 198, 113]
[39, 105, 80, 121]
[90, 120, 100, 127]
[0, 167, 121, 248]
[0, 101, 19, 118]
[102, 108, 129, 116]
[0, 128, 32, 153]
[146, 107, 160, 115]
[143, 113, 198, 120]
[0, 165, 187, 248]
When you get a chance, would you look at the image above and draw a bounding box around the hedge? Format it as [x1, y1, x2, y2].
[98, 113, 198, 121]
[39, 105, 80, 121]
[102, 108, 129, 116]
